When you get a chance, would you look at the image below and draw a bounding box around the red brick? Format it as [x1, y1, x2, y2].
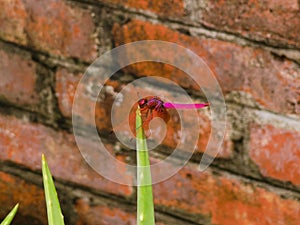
[55, 68, 82, 117]
[0, 0, 27, 45]
[0, 47, 39, 106]
[104, 0, 184, 17]
[74, 198, 168, 225]
[55, 67, 121, 131]
[152, 162, 300, 225]
[0, 114, 133, 197]
[201, 0, 300, 49]
[113, 20, 300, 115]
[249, 123, 300, 186]
[0, 172, 47, 225]
[0, 0, 97, 61]
[55, 67, 122, 127]
[74, 198, 136, 225]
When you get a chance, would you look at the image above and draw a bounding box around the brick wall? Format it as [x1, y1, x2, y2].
[0, 0, 300, 224]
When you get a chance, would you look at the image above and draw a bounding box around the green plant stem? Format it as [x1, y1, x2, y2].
[136, 107, 155, 225]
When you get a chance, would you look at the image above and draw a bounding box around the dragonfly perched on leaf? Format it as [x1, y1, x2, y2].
[129, 96, 209, 137]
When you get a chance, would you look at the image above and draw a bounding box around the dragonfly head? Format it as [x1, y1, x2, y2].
[138, 98, 148, 108]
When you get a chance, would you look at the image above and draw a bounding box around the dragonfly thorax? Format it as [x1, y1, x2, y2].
[138, 97, 165, 112]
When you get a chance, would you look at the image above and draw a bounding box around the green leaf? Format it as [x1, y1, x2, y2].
[42, 154, 65, 225]
[136, 107, 155, 225]
[0, 203, 19, 225]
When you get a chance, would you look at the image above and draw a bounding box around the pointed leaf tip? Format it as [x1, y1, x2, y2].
[0, 203, 19, 225]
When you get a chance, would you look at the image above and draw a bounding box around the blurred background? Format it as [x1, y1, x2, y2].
[0, 0, 299, 224]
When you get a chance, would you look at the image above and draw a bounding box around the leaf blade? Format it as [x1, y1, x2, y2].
[0, 203, 19, 225]
[42, 154, 65, 225]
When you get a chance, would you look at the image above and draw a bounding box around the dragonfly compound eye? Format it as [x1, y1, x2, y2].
[138, 98, 148, 108]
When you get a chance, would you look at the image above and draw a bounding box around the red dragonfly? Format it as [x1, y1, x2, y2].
[129, 96, 209, 137]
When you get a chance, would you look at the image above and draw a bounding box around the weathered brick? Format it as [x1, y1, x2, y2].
[103, 0, 184, 17]
[249, 123, 300, 186]
[0, 114, 133, 197]
[153, 161, 300, 225]
[0, 46, 39, 106]
[201, 0, 300, 49]
[74, 198, 173, 225]
[0, 0, 97, 61]
[113, 20, 300, 115]
[0, 0, 27, 45]
[55, 68, 82, 117]
[0, 172, 47, 225]
[74, 198, 136, 225]
[55, 67, 122, 127]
